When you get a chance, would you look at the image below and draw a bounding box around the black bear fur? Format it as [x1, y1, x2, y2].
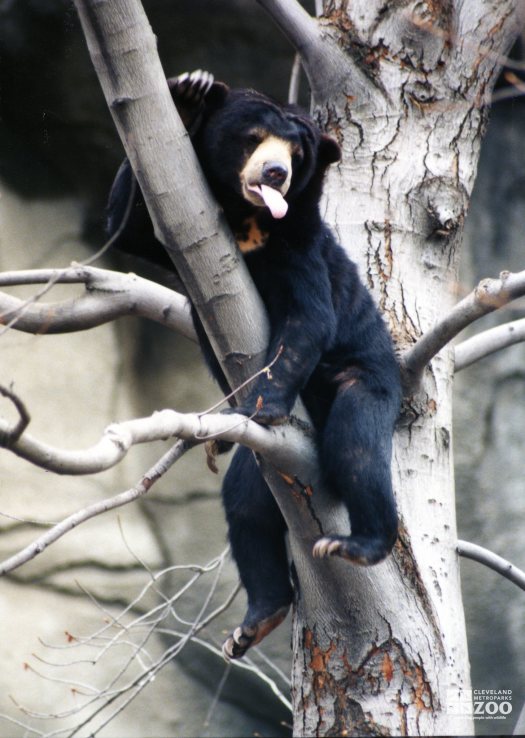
[107, 71, 402, 659]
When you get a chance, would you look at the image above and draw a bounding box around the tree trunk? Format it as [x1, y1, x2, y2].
[283, 1, 524, 734]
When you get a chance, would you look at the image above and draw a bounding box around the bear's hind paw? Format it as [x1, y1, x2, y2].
[222, 605, 290, 661]
[313, 535, 391, 566]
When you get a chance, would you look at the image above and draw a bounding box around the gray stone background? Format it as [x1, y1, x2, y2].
[0, 2, 523, 735]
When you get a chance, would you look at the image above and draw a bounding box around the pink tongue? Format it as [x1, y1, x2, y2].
[254, 184, 288, 219]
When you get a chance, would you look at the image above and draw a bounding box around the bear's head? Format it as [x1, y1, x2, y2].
[170, 73, 341, 222]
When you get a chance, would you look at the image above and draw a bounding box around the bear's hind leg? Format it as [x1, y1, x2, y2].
[314, 376, 399, 565]
[221, 446, 292, 659]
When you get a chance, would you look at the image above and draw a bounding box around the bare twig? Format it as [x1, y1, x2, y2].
[401, 269, 525, 390]
[0, 266, 195, 341]
[288, 52, 302, 105]
[0, 384, 30, 446]
[3, 548, 278, 737]
[197, 345, 284, 415]
[67, 549, 230, 737]
[455, 317, 525, 371]
[457, 540, 525, 592]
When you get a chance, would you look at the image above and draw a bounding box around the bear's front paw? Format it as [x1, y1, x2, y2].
[222, 401, 289, 426]
[169, 69, 214, 102]
[251, 400, 290, 426]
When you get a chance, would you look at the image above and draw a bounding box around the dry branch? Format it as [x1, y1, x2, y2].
[0, 440, 191, 576]
[3, 547, 290, 735]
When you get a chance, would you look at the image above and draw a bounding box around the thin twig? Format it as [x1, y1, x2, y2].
[457, 540, 525, 591]
[288, 53, 302, 104]
[454, 316, 525, 371]
[0, 440, 193, 576]
[197, 345, 283, 415]
[0, 384, 30, 445]
[68, 551, 230, 737]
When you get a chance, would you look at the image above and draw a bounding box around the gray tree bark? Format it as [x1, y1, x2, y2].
[73, 0, 525, 735]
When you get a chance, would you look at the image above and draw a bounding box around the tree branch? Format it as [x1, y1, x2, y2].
[73, 0, 333, 584]
[451, 1, 525, 101]
[0, 266, 196, 340]
[0, 385, 30, 446]
[0, 397, 315, 476]
[255, 0, 375, 105]
[401, 269, 525, 391]
[457, 540, 525, 592]
[74, 0, 269, 393]
[455, 317, 525, 371]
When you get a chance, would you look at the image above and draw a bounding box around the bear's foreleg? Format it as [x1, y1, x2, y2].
[234, 251, 337, 425]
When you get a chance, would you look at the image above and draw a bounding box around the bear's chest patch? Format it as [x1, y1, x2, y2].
[235, 216, 269, 254]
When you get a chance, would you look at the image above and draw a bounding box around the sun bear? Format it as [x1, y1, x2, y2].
[107, 70, 402, 659]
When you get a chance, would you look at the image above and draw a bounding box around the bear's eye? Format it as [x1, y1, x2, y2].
[245, 131, 264, 145]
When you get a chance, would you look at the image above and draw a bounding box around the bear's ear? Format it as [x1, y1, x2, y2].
[167, 70, 229, 134]
[319, 134, 341, 165]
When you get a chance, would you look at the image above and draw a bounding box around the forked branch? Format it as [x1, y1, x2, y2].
[401, 269, 525, 390]
[256, 0, 377, 105]
[0, 266, 195, 340]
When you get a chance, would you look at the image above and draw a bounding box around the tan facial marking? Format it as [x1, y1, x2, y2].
[241, 135, 293, 206]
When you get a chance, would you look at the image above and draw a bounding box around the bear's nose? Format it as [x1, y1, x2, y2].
[261, 161, 289, 188]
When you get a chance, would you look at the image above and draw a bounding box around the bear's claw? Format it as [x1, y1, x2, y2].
[312, 535, 386, 566]
[313, 536, 346, 558]
[222, 605, 290, 660]
[171, 69, 214, 101]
